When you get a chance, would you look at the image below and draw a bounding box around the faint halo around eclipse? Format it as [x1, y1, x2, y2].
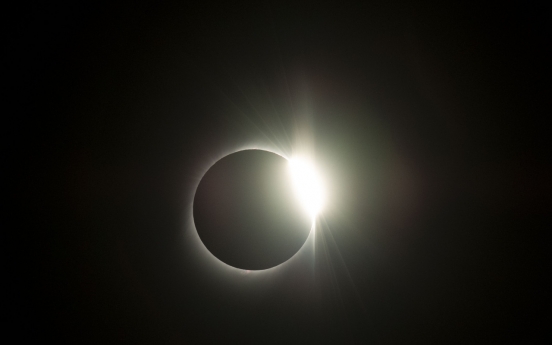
[193, 149, 312, 270]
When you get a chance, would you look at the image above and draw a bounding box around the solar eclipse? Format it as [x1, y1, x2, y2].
[192, 149, 324, 270]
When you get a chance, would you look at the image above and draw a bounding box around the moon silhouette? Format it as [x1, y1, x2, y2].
[193, 149, 313, 270]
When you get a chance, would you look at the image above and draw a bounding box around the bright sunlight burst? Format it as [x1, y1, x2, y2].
[288, 157, 325, 220]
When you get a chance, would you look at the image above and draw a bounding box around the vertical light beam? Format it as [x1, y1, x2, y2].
[288, 157, 325, 221]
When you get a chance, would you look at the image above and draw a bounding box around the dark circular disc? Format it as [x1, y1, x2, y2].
[193, 149, 312, 270]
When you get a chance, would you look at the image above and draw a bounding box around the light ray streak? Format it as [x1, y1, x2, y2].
[261, 80, 293, 153]
[321, 215, 366, 312]
[234, 83, 288, 152]
[219, 90, 282, 151]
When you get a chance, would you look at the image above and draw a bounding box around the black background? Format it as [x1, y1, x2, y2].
[9, 1, 549, 344]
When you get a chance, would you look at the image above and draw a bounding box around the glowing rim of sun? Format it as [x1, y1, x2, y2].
[190, 147, 325, 273]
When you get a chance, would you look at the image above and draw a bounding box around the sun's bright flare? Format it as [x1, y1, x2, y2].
[288, 157, 325, 220]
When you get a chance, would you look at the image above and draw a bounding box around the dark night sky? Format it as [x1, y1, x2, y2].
[9, 1, 549, 344]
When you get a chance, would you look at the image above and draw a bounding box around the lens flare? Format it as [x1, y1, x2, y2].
[288, 157, 324, 220]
